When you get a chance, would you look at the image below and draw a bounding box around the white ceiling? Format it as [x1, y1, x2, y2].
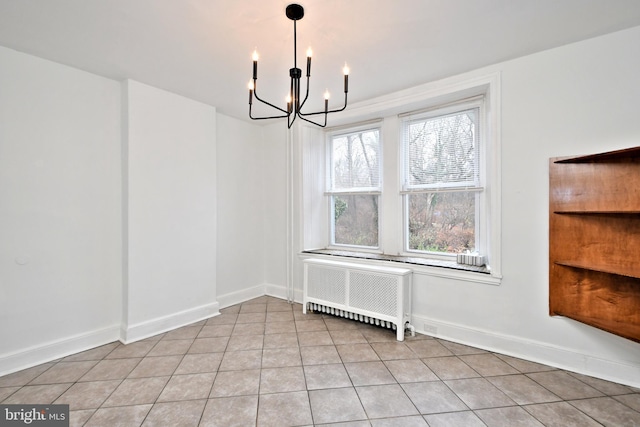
[1, 0, 640, 124]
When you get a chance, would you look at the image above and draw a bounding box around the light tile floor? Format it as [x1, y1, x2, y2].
[1, 296, 639, 426]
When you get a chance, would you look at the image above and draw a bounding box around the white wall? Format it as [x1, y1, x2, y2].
[122, 80, 218, 341]
[215, 114, 271, 306]
[0, 44, 266, 373]
[481, 25, 639, 380]
[0, 46, 122, 374]
[0, 50, 221, 372]
[2, 23, 638, 386]
[287, 26, 640, 386]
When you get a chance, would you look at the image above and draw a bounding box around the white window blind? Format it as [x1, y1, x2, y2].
[402, 108, 480, 191]
[330, 128, 381, 193]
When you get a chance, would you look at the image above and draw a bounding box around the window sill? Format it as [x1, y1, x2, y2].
[301, 249, 501, 285]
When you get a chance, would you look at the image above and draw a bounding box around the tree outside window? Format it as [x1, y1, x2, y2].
[403, 108, 481, 255]
[329, 128, 381, 248]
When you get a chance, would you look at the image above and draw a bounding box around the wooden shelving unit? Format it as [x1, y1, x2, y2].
[549, 146, 640, 343]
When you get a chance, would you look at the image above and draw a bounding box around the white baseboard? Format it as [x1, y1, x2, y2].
[121, 301, 220, 344]
[5, 288, 635, 390]
[217, 284, 266, 309]
[217, 282, 303, 306]
[0, 302, 221, 377]
[412, 313, 640, 389]
[264, 282, 303, 303]
[0, 325, 121, 377]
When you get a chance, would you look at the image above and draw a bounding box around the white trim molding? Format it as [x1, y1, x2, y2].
[217, 285, 266, 310]
[412, 313, 640, 389]
[0, 325, 121, 377]
[120, 302, 219, 344]
[265, 282, 304, 304]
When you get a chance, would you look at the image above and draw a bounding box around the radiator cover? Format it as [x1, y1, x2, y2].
[303, 258, 412, 341]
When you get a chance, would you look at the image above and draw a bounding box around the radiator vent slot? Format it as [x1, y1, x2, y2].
[308, 303, 397, 330]
[303, 258, 412, 341]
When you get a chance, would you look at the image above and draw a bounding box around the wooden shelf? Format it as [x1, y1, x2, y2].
[553, 312, 640, 343]
[549, 145, 640, 343]
[554, 211, 640, 215]
[554, 146, 640, 163]
[554, 261, 640, 280]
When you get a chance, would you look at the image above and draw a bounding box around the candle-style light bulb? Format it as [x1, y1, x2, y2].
[306, 47, 312, 77]
[252, 50, 259, 80]
[324, 89, 329, 112]
[342, 63, 350, 93]
[248, 81, 254, 105]
[286, 94, 292, 113]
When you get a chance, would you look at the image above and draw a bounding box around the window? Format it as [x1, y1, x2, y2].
[327, 125, 381, 248]
[402, 103, 482, 256]
[304, 73, 500, 281]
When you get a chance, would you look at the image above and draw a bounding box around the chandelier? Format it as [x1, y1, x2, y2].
[248, 3, 349, 128]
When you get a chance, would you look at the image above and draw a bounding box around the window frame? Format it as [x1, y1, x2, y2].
[326, 122, 383, 251]
[301, 72, 502, 284]
[400, 98, 486, 259]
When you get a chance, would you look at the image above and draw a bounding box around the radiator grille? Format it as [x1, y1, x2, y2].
[350, 272, 398, 317]
[303, 259, 413, 341]
[306, 264, 346, 304]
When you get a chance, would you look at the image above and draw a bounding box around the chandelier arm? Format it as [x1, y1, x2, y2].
[294, 76, 300, 113]
[250, 104, 290, 120]
[253, 91, 289, 115]
[299, 93, 348, 117]
[287, 111, 297, 128]
[297, 112, 328, 128]
[298, 75, 311, 112]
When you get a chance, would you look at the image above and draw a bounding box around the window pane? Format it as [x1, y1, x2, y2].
[333, 194, 379, 247]
[405, 109, 478, 189]
[331, 129, 380, 190]
[407, 191, 475, 253]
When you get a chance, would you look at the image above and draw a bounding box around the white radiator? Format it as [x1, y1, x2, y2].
[303, 258, 413, 341]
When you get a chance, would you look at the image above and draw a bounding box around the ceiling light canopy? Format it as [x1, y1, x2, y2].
[248, 3, 349, 128]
